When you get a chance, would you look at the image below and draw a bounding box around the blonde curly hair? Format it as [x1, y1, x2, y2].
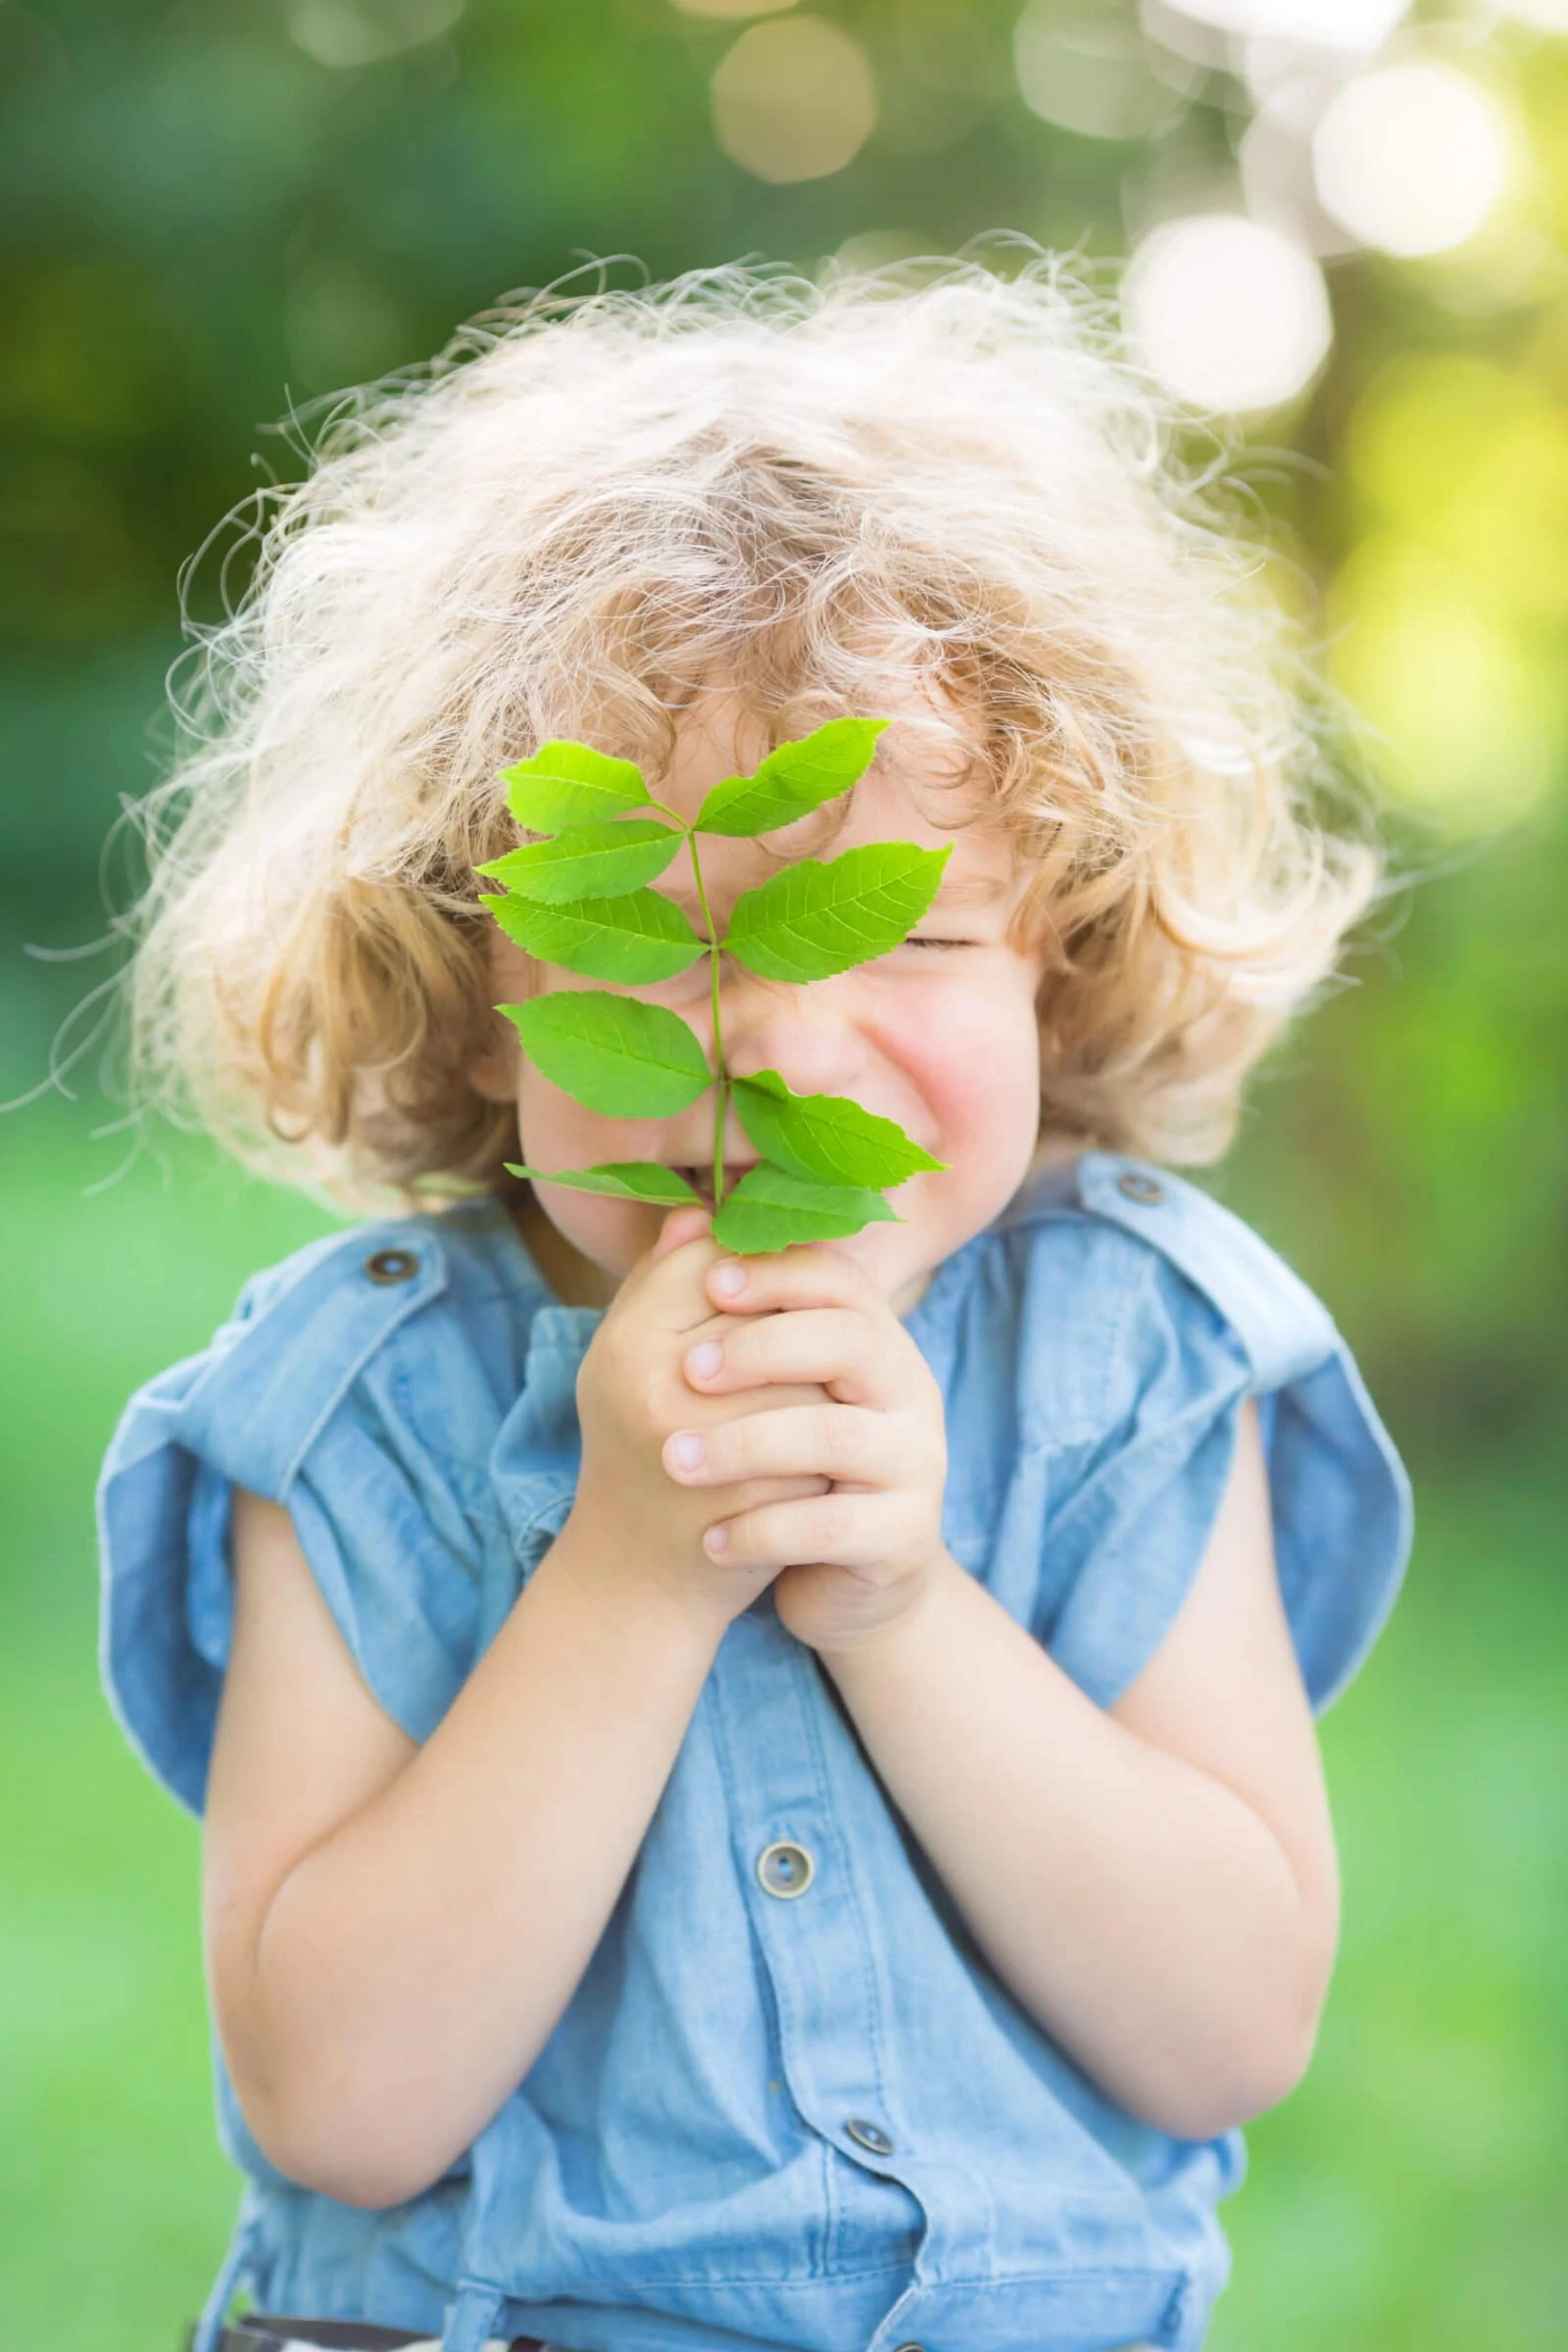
[122, 251, 1382, 1208]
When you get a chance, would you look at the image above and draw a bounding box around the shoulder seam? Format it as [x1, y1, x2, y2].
[172, 1221, 454, 1500]
[277, 1229, 455, 1490]
[1047, 1152, 1341, 1393]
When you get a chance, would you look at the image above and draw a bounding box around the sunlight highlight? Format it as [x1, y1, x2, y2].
[1122, 214, 1331, 413]
[710, 17, 877, 181]
[1313, 64, 1513, 259]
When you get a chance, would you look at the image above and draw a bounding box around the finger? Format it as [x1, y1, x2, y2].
[682, 1306, 905, 1409]
[704, 1244, 885, 1320]
[662, 1402, 909, 1491]
[613, 1225, 727, 1336]
[701, 1489, 910, 1572]
[732, 1471, 833, 1508]
[649, 1203, 713, 1262]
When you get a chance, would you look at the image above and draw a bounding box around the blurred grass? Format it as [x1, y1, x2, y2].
[0, 1102, 335, 2342]
[2, 1094, 1563, 2352]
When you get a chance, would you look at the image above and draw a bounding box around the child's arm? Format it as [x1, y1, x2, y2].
[819, 1400, 1339, 2141]
[670, 1246, 1340, 2143]
[204, 1219, 825, 2212]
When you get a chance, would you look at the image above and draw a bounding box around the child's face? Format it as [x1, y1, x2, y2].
[472, 692, 1048, 1313]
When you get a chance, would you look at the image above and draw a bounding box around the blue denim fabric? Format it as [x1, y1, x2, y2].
[98, 1152, 1411, 2352]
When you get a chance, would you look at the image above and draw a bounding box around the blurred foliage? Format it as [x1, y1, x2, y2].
[3, 0, 1565, 1440]
[2, 2, 1565, 2348]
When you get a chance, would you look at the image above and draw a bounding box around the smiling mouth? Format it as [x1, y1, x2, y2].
[673, 1162, 756, 1205]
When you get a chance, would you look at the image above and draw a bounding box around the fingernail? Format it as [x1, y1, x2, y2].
[704, 1523, 729, 1556]
[686, 1340, 723, 1379]
[668, 1431, 706, 1471]
[711, 1260, 747, 1298]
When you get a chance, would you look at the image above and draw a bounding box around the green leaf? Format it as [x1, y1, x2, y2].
[503, 1160, 700, 1204]
[476, 819, 683, 903]
[724, 842, 952, 981]
[694, 716, 889, 839]
[497, 740, 652, 831]
[731, 1070, 945, 1191]
[480, 889, 706, 982]
[498, 991, 712, 1116]
[710, 1164, 898, 1254]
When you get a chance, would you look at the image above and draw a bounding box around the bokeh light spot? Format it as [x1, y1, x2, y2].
[1239, 76, 1361, 256]
[1159, 0, 1408, 43]
[1331, 537, 1557, 833]
[287, 0, 464, 68]
[1313, 64, 1512, 259]
[1346, 355, 1568, 626]
[1013, 1, 1197, 141]
[1345, 356, 1529, 524]
[669, 0, 797, 18]
[823, 229, 931, 278]
[1122, 214, 1331, 413]
[710, 17, 877, 182]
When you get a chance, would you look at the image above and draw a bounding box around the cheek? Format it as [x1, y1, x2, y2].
[514, 1067, 662, 1278]
[538, 1185, 652, 1279]
[515, 1063, 594, 1157]
[892, 966, 1042, 1158]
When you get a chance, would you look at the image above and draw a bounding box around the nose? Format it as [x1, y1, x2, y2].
[721, 970, 868, 1101]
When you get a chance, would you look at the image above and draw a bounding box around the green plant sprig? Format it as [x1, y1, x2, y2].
[474, 718, 951, 1254]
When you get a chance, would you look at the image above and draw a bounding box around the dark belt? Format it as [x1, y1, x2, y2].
[192, 2321, 547, 2352]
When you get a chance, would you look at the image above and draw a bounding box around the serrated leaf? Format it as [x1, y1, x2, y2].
[476, 819, 683, 903]
[499, 992, 711, 1116]
[731, 1070, 945, 1191]
[694, 716, 889, 839]
[503, 1160, 700, 1204]
[497, 740, 652, 831]
[724, 842, 952, 981]
[710, 1164, 898, 1254]
[480, 889, 706, 982]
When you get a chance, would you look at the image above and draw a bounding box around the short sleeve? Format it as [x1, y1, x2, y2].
[96, 1226, 498, 1817]
[1028, 1155, 1413, 1718]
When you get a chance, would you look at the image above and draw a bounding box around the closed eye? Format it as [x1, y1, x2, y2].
[903, 935, 978, 951]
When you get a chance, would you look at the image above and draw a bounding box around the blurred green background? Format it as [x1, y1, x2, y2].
[2, 1, 1564, 2346]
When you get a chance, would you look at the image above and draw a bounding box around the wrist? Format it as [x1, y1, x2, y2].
[538, 1507, 734, 1667]
[811, 1544, 970, 1682]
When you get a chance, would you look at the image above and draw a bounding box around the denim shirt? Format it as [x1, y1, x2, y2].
[97, 1151, 1411, 2352]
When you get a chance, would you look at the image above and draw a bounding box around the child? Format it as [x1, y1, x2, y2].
[97, 257, 1412, 2352]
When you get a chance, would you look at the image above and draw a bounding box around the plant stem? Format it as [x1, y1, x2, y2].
[684, 826, 728, 1207]
[648, 796, 727, 1209]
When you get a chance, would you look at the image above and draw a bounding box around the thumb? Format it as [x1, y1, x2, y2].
[648, 1202, 713, 1263]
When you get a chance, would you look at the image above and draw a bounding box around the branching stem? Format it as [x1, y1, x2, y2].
[652, 798, 726, 1207]
[683, 826, 728, 1207]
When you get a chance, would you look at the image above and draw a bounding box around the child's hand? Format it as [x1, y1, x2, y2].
[665, 1245, 953, 1656]
[564, 1207, 833, 1632]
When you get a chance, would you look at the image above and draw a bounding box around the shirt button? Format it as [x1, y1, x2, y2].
[365, 1248, 419, 1284]
[757, 1840, 815, 1898]
[844, 2117, 895, 2156]
[1115, 1170, 1164, 1205]
[892, 2343, 926, 2351]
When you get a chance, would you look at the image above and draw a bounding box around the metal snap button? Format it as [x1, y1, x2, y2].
[1115, 1170, 1164, 1205]
[757, 1840, 814, 1898]
[365, 1248, 419, 1285]
[844, 2117, 895, 2156]
[892, 2343, 926, 2351]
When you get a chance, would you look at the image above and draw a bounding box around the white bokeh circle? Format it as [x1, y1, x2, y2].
[1123, 214, 1332, 413]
